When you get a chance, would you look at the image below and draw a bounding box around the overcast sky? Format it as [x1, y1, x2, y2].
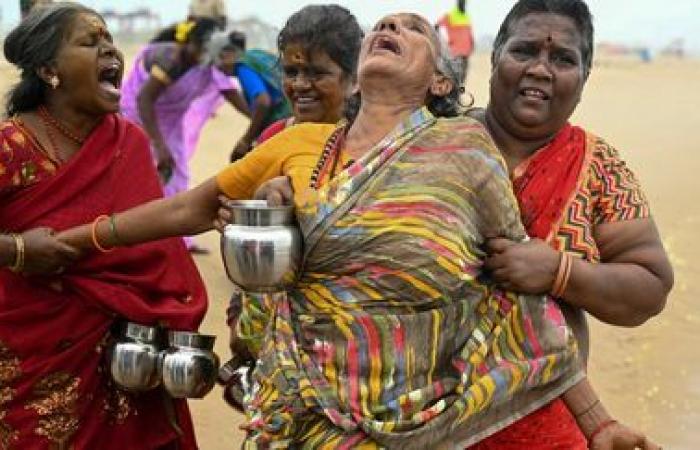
[1, 1, 698, 52]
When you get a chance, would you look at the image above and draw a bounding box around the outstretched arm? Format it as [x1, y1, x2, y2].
[57, 178, 221, 251]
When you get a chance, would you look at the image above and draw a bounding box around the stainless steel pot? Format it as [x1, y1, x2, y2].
[161, 331, 219, 399]
[221, 200, 302, 292]
[109, 322, 162, 392]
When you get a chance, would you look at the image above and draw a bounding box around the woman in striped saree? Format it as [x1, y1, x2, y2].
[58, 11, 653, 449]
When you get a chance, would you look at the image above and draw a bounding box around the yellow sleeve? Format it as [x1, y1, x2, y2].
[215, 123, 336, 200]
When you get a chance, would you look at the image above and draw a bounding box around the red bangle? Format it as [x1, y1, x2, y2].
[588, 419, 618, 445]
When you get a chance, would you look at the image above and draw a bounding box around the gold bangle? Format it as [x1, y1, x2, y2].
[550, 251, 574, 298]
[558, 253, 574, 298]
[9, 233, 25, 273]
[550, 251, 567, 298]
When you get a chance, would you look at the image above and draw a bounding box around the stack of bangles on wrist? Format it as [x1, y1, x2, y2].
[551, 251, 573, 298]
[8, 233, 25, 272]
[574, 399, 600, 419]
[91, 214, 124, 253]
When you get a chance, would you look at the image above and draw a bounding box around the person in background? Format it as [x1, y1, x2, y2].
[0, 4, 207, 448]
[119, 18, 249, 252]
[224, 31, 292, 161]
[436, 0, 475, 83]
[188, 0, 227, 30]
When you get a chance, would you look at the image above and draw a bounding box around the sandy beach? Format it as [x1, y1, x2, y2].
[1, 47, 698, 448]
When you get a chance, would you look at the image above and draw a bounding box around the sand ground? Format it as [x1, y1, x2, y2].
[1, 48, 698, 448]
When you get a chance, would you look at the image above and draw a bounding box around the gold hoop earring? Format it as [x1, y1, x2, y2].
[49, 76, 59, 89]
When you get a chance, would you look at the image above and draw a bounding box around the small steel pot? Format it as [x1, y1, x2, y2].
[161, 331, 219, 399]
[221, 200, 302, 292]
[109, 322, 162, 392]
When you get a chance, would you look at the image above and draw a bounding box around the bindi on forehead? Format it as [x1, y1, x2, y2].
[78, 14, 108, 34]
[513, 13, 580, 46]
[283, 44, 309, 65]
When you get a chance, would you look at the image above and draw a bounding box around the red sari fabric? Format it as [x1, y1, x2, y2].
[512, 124, 588, 241]
[0, 114, 207, 449]
[254, 117, 293, 146]
[468, 124, 588, 450]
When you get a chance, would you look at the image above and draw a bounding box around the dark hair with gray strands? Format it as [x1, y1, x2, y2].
[491, 0, 594, 77]
[431, 38, 465, 118]
[3, 2, 100, 117]
[345, 15, 465, 124]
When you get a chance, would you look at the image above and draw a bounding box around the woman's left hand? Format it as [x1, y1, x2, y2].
[214, 195, 234, 233]
[589, 421, 661, 450]
[484, 237, 561, 294]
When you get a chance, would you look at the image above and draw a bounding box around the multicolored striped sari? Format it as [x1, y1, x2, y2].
[243, 109, 582, 449]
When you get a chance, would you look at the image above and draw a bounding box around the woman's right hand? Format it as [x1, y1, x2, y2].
[18, 228, 82, 275]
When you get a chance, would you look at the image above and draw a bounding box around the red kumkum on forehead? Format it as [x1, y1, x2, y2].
[84, 14, 108, 37]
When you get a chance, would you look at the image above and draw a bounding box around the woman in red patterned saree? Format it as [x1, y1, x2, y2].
[465, 0, 674, 448]
[0, 4, 206, 449]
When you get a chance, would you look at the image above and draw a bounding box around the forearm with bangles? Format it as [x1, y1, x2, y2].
[562, 378, 614, 439]
[56, 179, 221, 252]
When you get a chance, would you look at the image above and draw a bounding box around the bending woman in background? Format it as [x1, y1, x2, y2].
[225, 32, 292, 161]
[58, 12, 655, 449]
[0, 4, 206, 449]
[120, 17, 249, 251]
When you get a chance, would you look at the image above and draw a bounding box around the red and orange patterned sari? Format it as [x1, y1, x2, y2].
[0, 114, 207, 449]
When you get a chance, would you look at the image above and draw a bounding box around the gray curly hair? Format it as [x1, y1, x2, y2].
[431, 37, 466, 118]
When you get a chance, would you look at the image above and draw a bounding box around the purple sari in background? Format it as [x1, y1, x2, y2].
[120, 43, 236, 245]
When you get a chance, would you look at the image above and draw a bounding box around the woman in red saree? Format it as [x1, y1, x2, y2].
[0, 4, 206, 449]
[467, 0, 673, 448]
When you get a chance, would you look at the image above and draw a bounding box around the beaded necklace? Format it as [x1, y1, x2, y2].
[38, 105, 86, 146]
[309, 125, 346, 189]
[39, 117, 64, 164]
